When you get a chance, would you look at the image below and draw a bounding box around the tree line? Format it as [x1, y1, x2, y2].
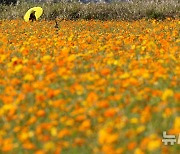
[0, 0, 17, 5]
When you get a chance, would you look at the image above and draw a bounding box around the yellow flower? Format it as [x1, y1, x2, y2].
[65, 118, 74, 126]
[134, 148, 144, 154]
[162, 89, 174, 101]
[79, 119, 91, 131]
[20, 132, 29, 141]
[14, 64, 23, 73]
[136, 125, 146, 134]
[130, 118, 138, 124]
[41, 55, 51, 62]
[147, 140, 161, 151]
[24, 74, 34, 81]
[43, 141, 55, 152]
[98, 129, 118, 144]
[173, 117, 180, 129]
[147, 134, 161, 151]
[0, 55, 6, 63]
[50, 127, 57, 136]
[120, 73, 130, 79]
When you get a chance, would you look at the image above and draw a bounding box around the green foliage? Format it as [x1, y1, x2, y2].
[146, 9, 166, 20]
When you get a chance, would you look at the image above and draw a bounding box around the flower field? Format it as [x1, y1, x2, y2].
[0, 19, 180, 154]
